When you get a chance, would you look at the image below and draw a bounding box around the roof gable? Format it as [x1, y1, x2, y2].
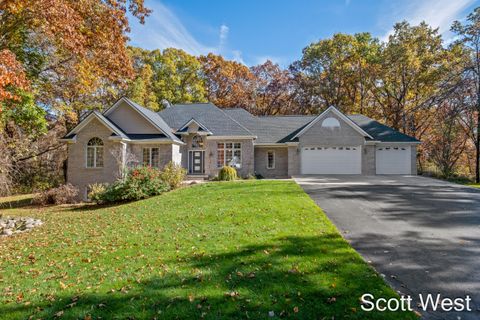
[106, 100, 160, 134]
[104, 97, 181, 143]
[61, 111, 127, 140]
[177, 118, 213, 135]
[292, 106, 373, 140]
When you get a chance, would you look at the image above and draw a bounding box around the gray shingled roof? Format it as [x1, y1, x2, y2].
[347, 114, 420, 143]
[223, 109, 315, 143]
[73, 98, 418, 144]
[224, 108, 419, 144]
[159, 103, 255, 136]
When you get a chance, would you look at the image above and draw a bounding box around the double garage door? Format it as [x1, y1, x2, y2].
[300, 145, 412, 175]
[301, 146, 361, 174]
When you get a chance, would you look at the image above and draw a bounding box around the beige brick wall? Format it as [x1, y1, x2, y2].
[254, 146, 288, 178]
[299, 111, 365, 147]
[128, 143, 173, 169]
[298, 110, 372, 175]
[204, 138, 254, 178]
[67, 118, 123, 199]
[362, 145, 376, 175]
[411, 145, 417, 175]
[287, 145, 300, 176]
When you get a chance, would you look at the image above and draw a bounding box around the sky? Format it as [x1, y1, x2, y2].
[128, 0, 479, 67]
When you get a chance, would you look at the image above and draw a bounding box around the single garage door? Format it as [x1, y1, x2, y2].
[301, 146, 362, 174]
[375, 146, 411, 174]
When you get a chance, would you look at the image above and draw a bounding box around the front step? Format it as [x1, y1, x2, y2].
[186, 175, 209, 181]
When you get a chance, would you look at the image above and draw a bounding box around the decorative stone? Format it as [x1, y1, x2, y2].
[0, 216, 43, 237]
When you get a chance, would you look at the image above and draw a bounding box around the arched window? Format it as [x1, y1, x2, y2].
[86, 137, 104, 168]
[321, 117, 341, 128]
[191, 135, 204, 148]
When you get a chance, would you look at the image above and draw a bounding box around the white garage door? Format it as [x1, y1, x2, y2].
[375, 146, 411, 174]
[301, 146, 362, 174]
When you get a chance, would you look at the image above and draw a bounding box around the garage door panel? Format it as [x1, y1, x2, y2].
[301, 146, 361, 174]
[375, 146, 411, 174]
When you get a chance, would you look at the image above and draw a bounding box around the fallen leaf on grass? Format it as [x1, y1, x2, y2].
[224, 291, 239, 297]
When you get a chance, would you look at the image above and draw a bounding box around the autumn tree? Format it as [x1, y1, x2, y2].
[250, 60, 299, 115]
[452, 7, 480, 182]
[125, 47, 159, 110]
[0, 0, 151, 121]
[425, 88, 469, 178]
[290, 33, 380, 114]
[124, 47, 207, 109]
[151, 48, 207, 105]
[0, 50, 29, 104]
[200, 53, 256, 110]
[371, 22, 455, 139]
[0, 0, 151, 194]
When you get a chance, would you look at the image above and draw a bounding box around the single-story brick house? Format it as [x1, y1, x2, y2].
[61, 97, 420, 198]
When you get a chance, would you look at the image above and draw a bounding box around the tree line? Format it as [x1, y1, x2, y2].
[1, 1, 480, 195]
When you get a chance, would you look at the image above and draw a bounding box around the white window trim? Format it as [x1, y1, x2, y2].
[217, 142, 242, 168]
[85, 141, 103, 168]
[267, 150, 275, 169]
[143, 147, 160, 167]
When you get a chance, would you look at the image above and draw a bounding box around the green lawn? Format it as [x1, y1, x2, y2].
[466, 183, 480, 188]
[0, 181, 416, 319]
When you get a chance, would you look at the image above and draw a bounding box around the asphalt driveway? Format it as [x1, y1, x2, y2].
[294, 175, 480, 320]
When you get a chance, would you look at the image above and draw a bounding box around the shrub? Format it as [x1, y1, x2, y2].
[92, 166, 170, 204]
[96, 180, 128, 203]
[88, 183, 108, 203]
[121, 166, 170, 200]
[218, 166, 238, 181]
[32, 184, 79, 205]
[160, 161, 187, 189]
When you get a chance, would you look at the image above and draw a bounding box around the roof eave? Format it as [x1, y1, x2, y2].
[118, 138, 185, 145]
[62, 111, 126, 140]
[59, 136, 77, 143]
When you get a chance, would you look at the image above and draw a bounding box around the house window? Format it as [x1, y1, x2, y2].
[267, 151, 275, 169]
[217, 142, 241, 168]
[322, 117, 340, 128]
[143, 147, 160, 167]
[86, 137, 104, 168]
[192, 135, 204, 148]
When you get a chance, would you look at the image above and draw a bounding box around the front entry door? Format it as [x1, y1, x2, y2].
[189, 150, 204, 174]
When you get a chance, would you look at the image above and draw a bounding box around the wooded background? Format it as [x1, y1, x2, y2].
[2, 1, 480, 195]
